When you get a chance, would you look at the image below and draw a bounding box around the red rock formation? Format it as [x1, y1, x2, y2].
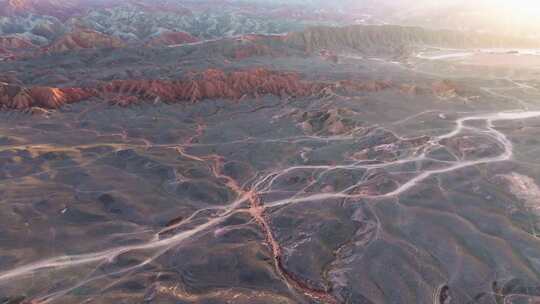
[1, 69, 402, 111]
[101, 68, 319, 105]
[0, 0, 84, 19]
[45, 28, 126, 53]
[0, 69, 316, 110]
[145, 31, 199, 47]
[0, 82, 93, 110]
[432, 80, 459, 99]
[0, 36, 36, 49]
[29, 87, 93, 108]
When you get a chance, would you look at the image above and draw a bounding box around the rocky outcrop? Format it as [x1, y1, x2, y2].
[145, 31, 199, 47]
[296, 108, 359, 135]
[45, 28, 126, 53]
[432, 80, 458, 99]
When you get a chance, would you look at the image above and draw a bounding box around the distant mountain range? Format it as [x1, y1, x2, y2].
[0, 0, 538, 61]
[0, 0, 352, 54]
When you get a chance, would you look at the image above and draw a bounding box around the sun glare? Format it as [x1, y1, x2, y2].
[498, 0, 540, 18]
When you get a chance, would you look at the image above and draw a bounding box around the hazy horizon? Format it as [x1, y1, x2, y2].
[229, 0, 540, 37]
